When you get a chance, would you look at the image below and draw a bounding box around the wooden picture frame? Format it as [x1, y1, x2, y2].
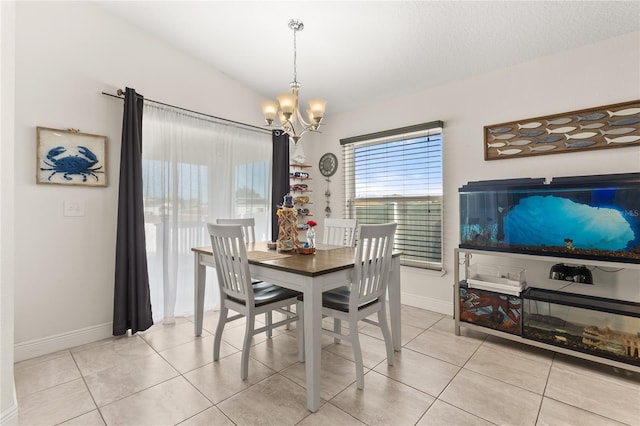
[36, 127, 108, 186]
[484, 100, 640, 160]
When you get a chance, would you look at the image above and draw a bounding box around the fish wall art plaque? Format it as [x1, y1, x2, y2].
[484, 99, 640, 160]
[36, 127, 108, 186]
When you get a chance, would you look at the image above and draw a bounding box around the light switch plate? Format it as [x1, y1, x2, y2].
[63, 200, 85, 217]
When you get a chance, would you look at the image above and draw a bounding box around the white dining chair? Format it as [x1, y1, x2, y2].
[301, 222, 396, 389]
[216, 217, 285, 336]
[208, 223, 303, 380]
[216, 218, 256, 243]
[322, 218, 357, 246]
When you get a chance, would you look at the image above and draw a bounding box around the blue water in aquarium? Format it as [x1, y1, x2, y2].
[503, 195, 634, 251]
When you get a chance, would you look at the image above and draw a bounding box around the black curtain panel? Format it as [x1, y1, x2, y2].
[113, 87, 153, 336]
[271, 130, 290, 241]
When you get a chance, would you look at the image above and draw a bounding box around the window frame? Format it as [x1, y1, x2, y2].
[341, 121, 444, 270]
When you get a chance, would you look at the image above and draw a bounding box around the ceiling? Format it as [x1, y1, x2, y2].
[97, 1, 640, 115]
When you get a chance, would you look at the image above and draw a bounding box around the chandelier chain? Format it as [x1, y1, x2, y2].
[292, 24, 298, 85]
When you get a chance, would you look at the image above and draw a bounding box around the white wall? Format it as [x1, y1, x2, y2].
[12, 2, 266, 360]
[1, 1, 17, 422]
[308, 31, 640, 313]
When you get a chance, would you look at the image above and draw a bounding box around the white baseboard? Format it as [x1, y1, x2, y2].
[14, 322, 112, 362]
[400, 292, 453, 316]
[1, 401, 18, 425]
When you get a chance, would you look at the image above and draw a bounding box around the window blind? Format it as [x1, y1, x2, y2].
[341, 121, 443, 270]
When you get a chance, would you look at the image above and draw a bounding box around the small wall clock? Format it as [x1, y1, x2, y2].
[319, 152, 338, 177]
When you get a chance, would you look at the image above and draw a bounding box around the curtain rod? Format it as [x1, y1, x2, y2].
[101, 90, 270, 133]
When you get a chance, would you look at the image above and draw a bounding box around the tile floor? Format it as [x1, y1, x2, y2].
[14, 305, 640, 425]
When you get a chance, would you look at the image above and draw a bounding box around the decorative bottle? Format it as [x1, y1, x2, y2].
[306, 227, 316, 248]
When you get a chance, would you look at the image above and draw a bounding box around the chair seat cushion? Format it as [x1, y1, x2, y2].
[228, 282, 300, 307]
[298, 286, 379, 312]
[251, 280, 267, 289]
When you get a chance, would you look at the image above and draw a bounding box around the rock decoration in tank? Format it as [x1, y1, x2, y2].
[503, 196, 634, 252]
[582, 326, 640, 359]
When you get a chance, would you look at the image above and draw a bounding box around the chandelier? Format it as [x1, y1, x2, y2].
[261, 19, 327, 144]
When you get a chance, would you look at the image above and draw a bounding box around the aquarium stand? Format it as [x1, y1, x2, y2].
[454, 248, 640, 373]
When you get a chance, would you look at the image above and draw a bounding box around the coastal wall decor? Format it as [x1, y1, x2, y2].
[484, 99, 640, 160]
[37, 127, 107, 186]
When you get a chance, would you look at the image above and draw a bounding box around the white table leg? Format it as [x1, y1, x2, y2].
[194, 253, 206, 336]
[389, 256, 402, 351]
[303, 279, 322, 412]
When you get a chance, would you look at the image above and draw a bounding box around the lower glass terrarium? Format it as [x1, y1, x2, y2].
[522, 288, 640, 366]
[459, 282, 522, 335]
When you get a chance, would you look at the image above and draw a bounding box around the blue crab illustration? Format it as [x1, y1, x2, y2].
[40, 146, 103, 182]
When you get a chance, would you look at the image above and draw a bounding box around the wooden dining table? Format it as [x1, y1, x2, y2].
[192, 242, 402, 412]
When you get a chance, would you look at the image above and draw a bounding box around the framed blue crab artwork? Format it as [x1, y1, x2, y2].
[36, 127, 107, 186]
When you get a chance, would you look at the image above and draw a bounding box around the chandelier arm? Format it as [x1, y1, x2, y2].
[289, 85, 311, 128]
[297, 127, 312, 139]
[285, 120, 322, 142]
[284, 119, 300, 138]
[297, 123, 324, 139]
[294, 105, 311, 128]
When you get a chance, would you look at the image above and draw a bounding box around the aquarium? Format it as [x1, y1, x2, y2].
[459, 282, 522, 335]
[522, 288, 640, 366]
[459, 173, 640, 264]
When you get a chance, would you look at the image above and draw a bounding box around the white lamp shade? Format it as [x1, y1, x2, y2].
[261, 101, 279, 121]
[277, 93, 295, 115]
[308, 98, 327, 119]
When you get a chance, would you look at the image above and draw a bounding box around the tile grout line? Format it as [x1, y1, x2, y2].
[138, 327, 230, 425]
[460, 341, 553, 396]
[68, 347, 109, 426]
[424, 330, 503, 425]
[76, 330, 203, 424]
[137, 324, 255, 425]
[539, 354, 634, 425]
[533, 350, 557, 425]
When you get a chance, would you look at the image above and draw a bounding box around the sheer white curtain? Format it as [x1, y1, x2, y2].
[142, 104, 272, 322]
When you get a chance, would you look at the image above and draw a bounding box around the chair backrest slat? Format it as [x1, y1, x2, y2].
[351, 223, 396, 309]
[323, 218, 357, 246]
[208, 223, 253, 304]
[216, 218, 256, 243]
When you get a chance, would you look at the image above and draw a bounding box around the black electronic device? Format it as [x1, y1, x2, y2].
[549, 263, 593, 284]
